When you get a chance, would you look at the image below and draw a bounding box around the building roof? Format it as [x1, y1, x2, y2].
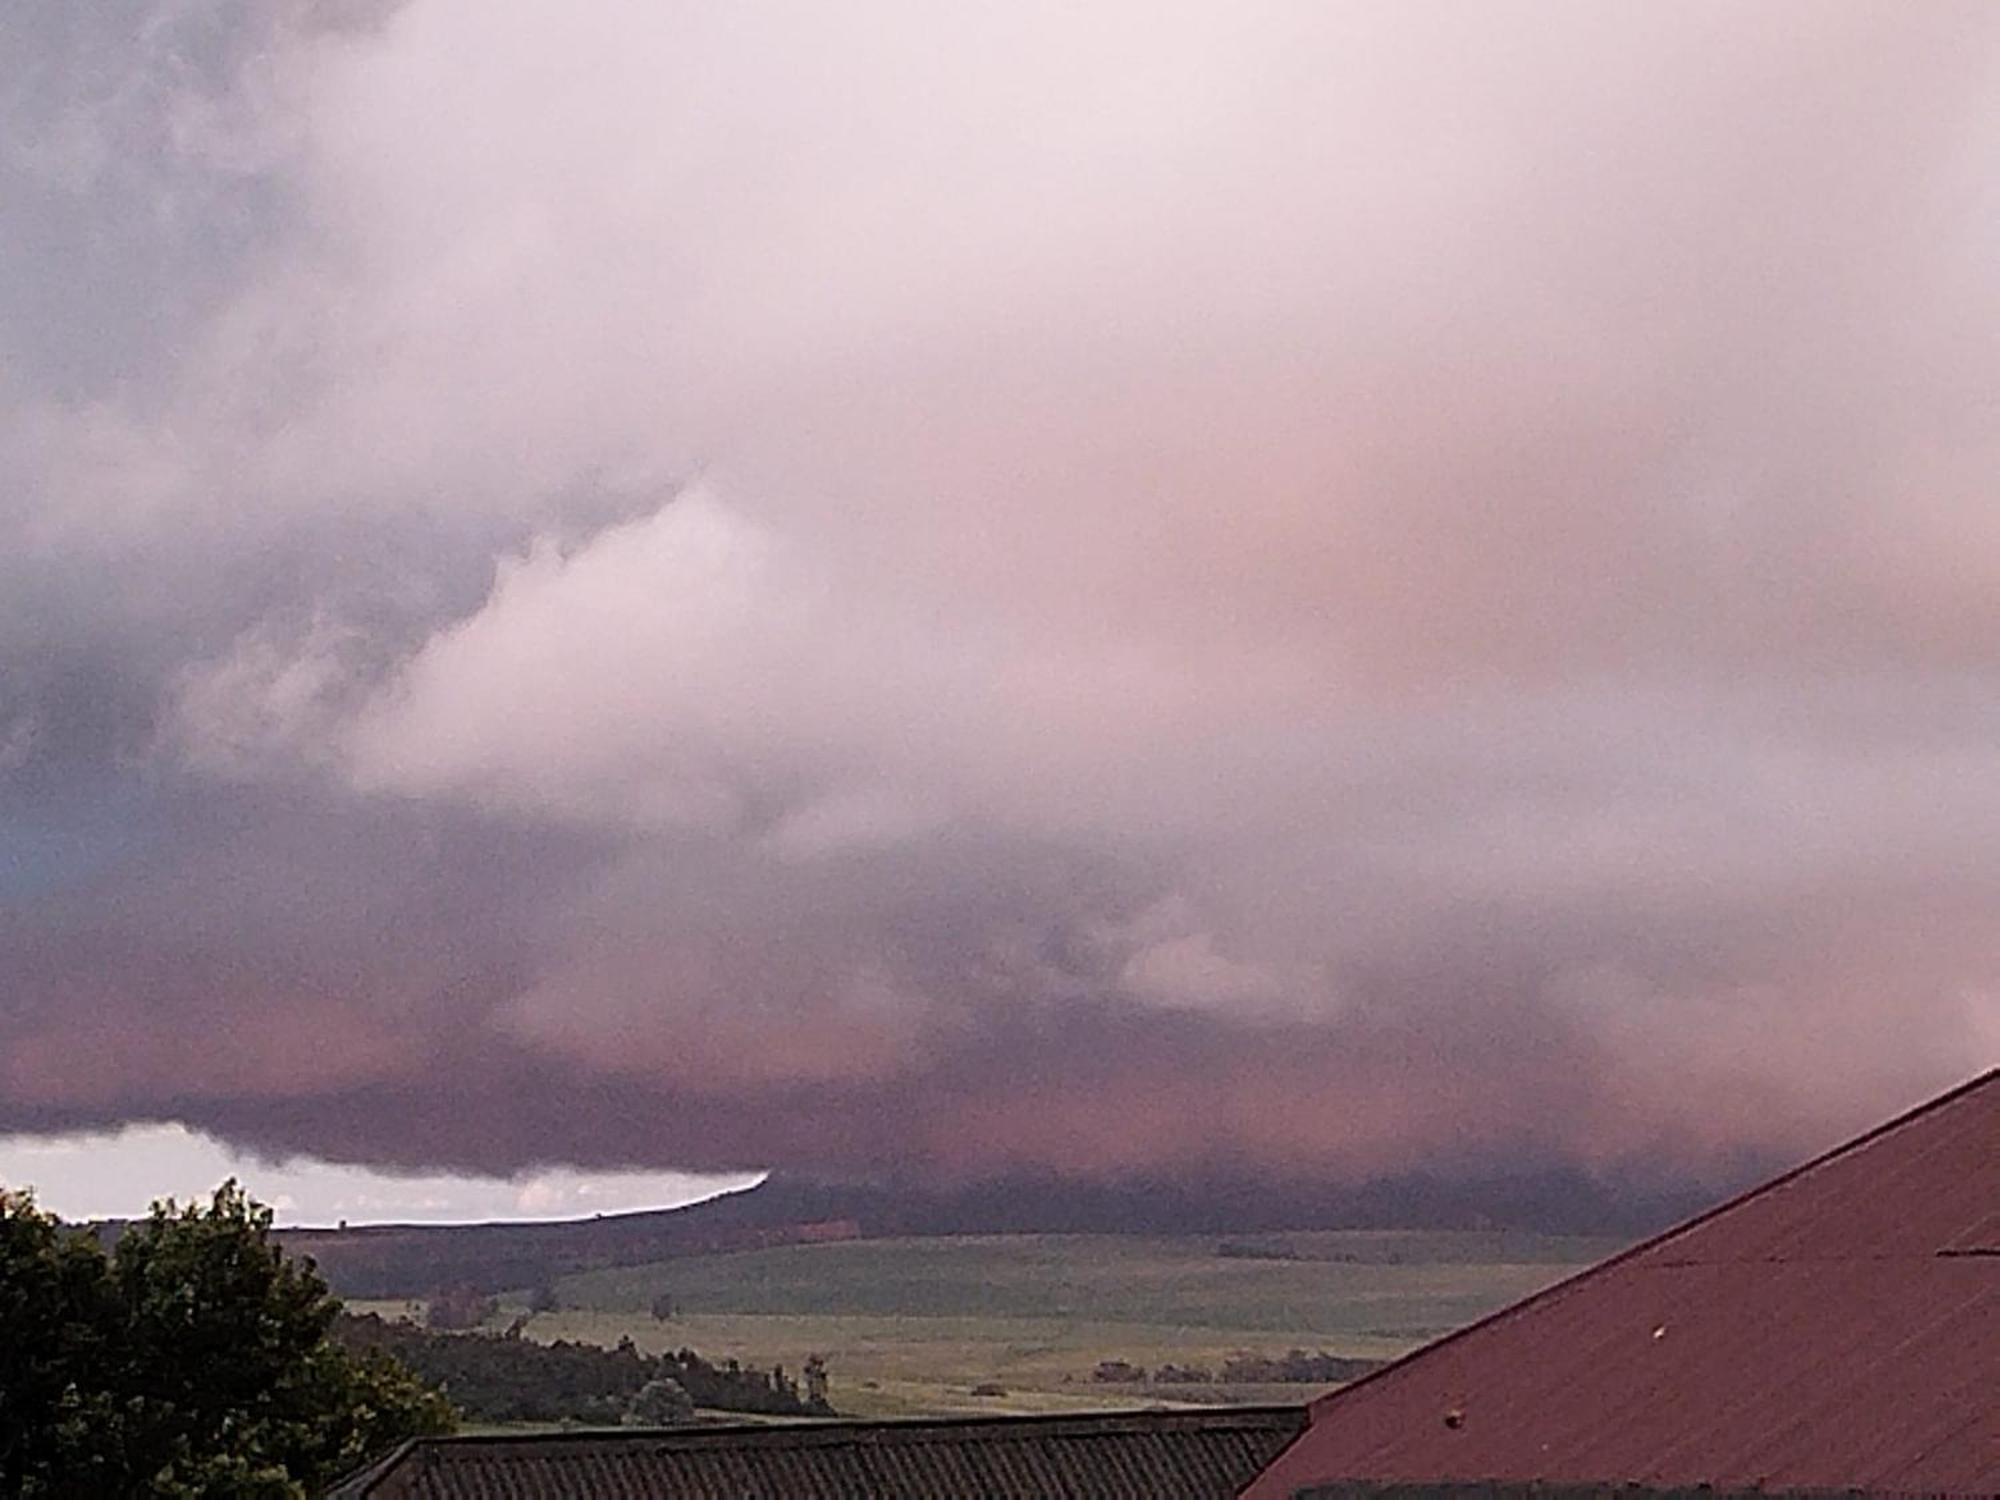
[1247, 1068, 2000, 1498]
[332, 1405, 1308, 1499]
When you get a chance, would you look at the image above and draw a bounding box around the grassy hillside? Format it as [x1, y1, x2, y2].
[289, 1168, 1705, 1300]
[419, 1229, 1620, 1419]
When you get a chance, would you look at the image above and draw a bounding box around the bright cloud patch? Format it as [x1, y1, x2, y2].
[0, 1123, 757, 1227]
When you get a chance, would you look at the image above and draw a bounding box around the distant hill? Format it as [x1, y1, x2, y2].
[282, 1166, 1726, 1300]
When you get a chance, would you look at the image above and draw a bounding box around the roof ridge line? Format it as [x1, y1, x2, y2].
[1298, 1065, 1999, 1423]
[331, 1435, 417, 1497]
[387, 1403, 1310, 1452]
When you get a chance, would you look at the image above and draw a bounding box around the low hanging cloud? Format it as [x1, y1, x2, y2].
[3, 1, 1998, 1190]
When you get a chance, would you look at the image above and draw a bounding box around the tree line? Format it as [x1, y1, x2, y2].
[1092, 1349, 1380, 1385]
[335, 1313, 834, 1424]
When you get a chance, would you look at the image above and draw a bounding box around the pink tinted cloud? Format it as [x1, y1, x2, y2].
[2, 2, 1997, 1190]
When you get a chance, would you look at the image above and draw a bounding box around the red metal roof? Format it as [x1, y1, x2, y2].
[1245, 1069, 2000, 1498]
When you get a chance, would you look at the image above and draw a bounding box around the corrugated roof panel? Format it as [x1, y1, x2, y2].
[1246, 1069, 2000, 1498]
[334, 1405, 1309, 1499]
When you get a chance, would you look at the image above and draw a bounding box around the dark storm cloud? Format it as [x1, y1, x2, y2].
[3, 1, 1997, 1185]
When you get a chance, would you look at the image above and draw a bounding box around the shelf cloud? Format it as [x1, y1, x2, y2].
[3, 1, 1997, 1189]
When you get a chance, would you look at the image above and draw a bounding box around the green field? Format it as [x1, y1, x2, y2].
[369, 1229, 1619, 1419]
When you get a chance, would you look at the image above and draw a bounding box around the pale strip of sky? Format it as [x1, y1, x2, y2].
[0, 1124, 762, 1227]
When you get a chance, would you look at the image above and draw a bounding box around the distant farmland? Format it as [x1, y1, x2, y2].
[364, 1229, 1621, 1419]
[290, 1168, 1703, 1302]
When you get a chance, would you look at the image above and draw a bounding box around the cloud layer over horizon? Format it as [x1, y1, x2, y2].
[4, 1, 1997, 1190]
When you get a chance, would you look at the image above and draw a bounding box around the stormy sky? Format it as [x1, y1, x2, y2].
[4, 2, 1998, 1219]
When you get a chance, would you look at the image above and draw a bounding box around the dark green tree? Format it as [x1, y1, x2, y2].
[0, 1182, 454, 1497]
[424, 1284, 497, 1330]
[623, 1376, 693, 1426]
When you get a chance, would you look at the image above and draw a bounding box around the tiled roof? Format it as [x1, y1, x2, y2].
[333, 1405, 1308, 1499]
[1247, 1069, 2000, 1498]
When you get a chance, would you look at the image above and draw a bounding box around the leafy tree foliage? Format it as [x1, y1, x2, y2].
[0, 1182, 454, 1497]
